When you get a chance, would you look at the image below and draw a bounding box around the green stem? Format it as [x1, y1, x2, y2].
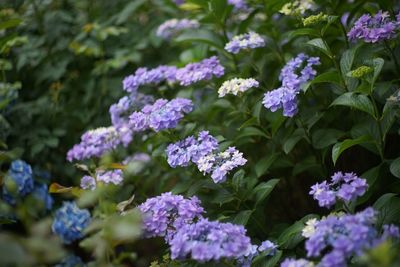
[370, 95, 385, 161]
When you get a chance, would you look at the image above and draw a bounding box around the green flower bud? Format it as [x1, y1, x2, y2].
[349, 66, 373, 78]
[302, 13, 328, 26]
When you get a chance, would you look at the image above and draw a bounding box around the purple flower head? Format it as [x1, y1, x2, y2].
[67, 126, 133, 161]
[166, 131, 218, 168]
[348, 10, 399, 43]
[228, 0, 249, 11]
[157, 19, 199, 39]
[280, 258, 314, 267]
[263, 53, 320, 117]
[258, 240, 278, 255]
[225, 32, 265, 54]
[175, 56, 225, 86]
[123, 65, 177, 93]
[138, 192, 204, 241]
[197, 146, 247, 183]
[129, 98, 193, 132]
[310, 172, 368, 208]
[169, 218, 251, 262]
[2, 160, 34, 204]
[96, 169, 123, 185]
[80, 175, 96, 190]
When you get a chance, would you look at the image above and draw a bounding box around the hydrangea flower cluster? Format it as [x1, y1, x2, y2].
[138, 192, 204, 241]
[348, 10, 400, 43]
[280, 258, 314, 267]
[67, 126, 129, 161]
[263, 53, 320, 117]
[224, 32, 265, 54]
[110, 93, 154, 128]
[169, 218, 251, 262]
[52, 201, 91, 244]
[227, 0, 249, 11]
[123, 152, 151, 165]
[80, 175, 96, 190]
[129, 98, 193, 132]
[156, 19, 199, 39]
[197, 146, 247, 183]
[280, 0, 315, 16]
[32, 183, 53, 210]
[2, 160, 34, 204]
[175, 56, 225, 86]
[309, 172, 368, 208]
[123, 65, 177, 93]
[166, 131, 218, 167]
[238, 240, 278, 267]
[218, 77, 259, 97]
[96, 169, 124, 185]
[304, 208, 399, 266]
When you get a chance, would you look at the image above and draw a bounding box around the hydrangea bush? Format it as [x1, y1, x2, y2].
[1, 0, 400, 266]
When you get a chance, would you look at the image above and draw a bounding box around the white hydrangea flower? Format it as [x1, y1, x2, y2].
[302, 218, 318, 238]
[280, 0, 315, 16]
[218, 78, 259, 97]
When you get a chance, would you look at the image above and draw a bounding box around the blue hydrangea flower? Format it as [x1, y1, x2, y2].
[138, 192, 204, 241]
[310, 172, 368, 208]
[197, 146, 247, 183]
[52, 201, 91, 244]
[263, 53, 320, 117]
[157, 19, 199, 39]
[304, 208, 399, 266]
[31, 183, 53, 210]
[123, 65, 177, 93]
[348, 10, 400, 43]
[225, 32, 265, 54]
[166, 131, 218, 168]
[169, 218, 251, 262]
[2, 160, 34, 204]
[129, 98, 193, 132]
[175, 56, 225, 86]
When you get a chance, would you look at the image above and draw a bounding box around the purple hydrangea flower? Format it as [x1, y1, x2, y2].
[304, 208, 399, 266]
[166, 131, 219, 167]
[123, 65, 177, 93]
[96, 169, 123, 185]
[228, 0, 249, 11]
[348, 10, 399, 43]
[80, 175, 96, 190]
[2, 160, 34, 204]
[175, 56, 225, 86]
[129, 98, 193, 132]
[280, 258, 314, 267]
[138, 192, 204, 241]
[67, 126, 129, 161]
[156, 19, 199, 39]
[224, 32, 265, 54]
[263, 53, 320, 117]
[169, 218, 251, 262]
[197, 146, 247, 183]
[52, 201, 91, 244]
[238, 240, 278, 267]
[310, 172, 368, 208]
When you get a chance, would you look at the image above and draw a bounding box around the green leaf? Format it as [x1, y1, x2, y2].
[236, 126, 269, 140]
[287, 28, 320, 40]
[312, 128, 344, 149]
[232, 210, 253, 226]
[252, 179, 279, 205]
[115, 0, 146, 24]
[307, 38, 332, 57]
[255, 153, 279, 178]
[232, 169, 245, 190]
[341, 46, 360, 90]
[253, 250, 282, 267]
[278, 215, 317, 249]
[390, 157, 400, 178]
[0, 18, 22, 31]
[373, 194, 400, 225]
[283, 129, 305, 154]
[331, 92, 376, 118]
[371, 58, 385, 87]
[303, 71, 341, 92]
[332, 135, 372, 165]
[175, 30, 224, 49]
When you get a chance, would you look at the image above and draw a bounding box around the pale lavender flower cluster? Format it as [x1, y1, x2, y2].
[80, 175, 96, 190]
[96, 169, 123, 185]
[263, 53, 320, 117]
[304, 208, 399, 267]
[228, 0, 249, 11]
[138, 192, 204, 241]
[129, 98, 193, 132]
[197, 146, 247, 183]
[166, 131, 218, 168]
[280, 258, 314, 267]
[175, 56, 225, 86]
[123, 65, 177, 93]
[67, 127, 127, 161]
[310, 172, 368, 208]
[224, 32, 265, 54]
[238, 240, 278, 267]
[169, 218, 251, 262]
[348, 10, 400, 43]
[156, 19, 199, 39]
